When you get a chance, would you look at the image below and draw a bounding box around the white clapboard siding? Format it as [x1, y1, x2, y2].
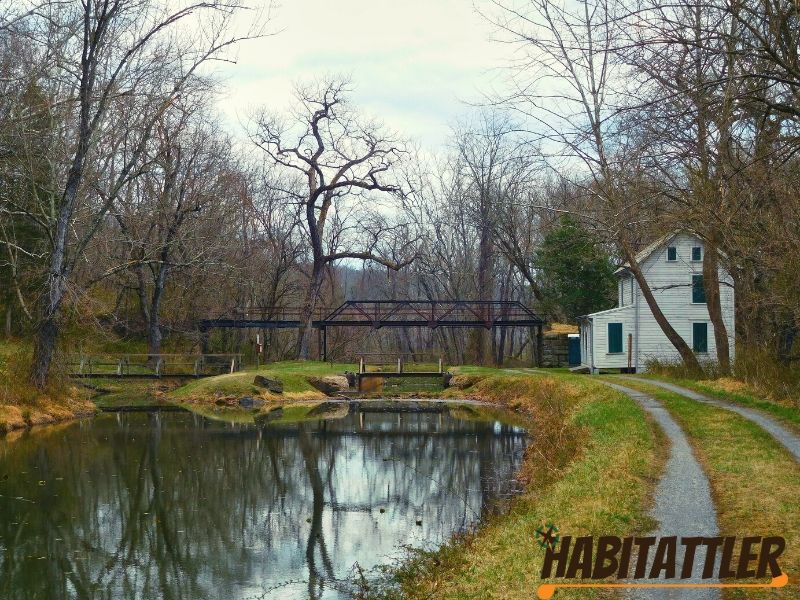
[581, 231, 735, 372]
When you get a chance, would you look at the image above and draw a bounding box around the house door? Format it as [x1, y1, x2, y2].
[568, 336, 581, 366]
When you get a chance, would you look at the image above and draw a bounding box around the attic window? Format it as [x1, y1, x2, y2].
[667, 246, 677, 261]
[692, 246, 703, 261]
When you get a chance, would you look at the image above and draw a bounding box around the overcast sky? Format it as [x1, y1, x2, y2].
[217, 0, 512, 152]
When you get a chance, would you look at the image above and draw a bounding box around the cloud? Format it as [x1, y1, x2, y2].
[216, 0, 510, 150]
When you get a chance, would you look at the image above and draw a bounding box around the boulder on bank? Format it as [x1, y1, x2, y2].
[253, 375, 283, 394]
[442, 372, 453, 388]
[306, 375, 349, 396]
[344, 371, 357, 388]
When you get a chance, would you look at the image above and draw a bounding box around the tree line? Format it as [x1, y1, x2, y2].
[1, 0, 798, 388]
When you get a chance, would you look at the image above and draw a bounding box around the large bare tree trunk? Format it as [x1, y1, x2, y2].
[296, 262, 325, 360]
[621, 240, 703, 374]
[702, 240, 731, 374]
[147, 267, 167, 357]
[31, 178, 77, 388]
[470, 203, 494, 364]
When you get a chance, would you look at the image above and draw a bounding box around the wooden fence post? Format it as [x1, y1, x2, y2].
[627, 333, 633, 372]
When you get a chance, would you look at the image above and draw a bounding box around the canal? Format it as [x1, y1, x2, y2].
[0, 405, 528, 599]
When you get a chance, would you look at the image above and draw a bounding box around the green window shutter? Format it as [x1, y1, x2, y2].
[693, 322, 708, 353]
[667, 246, 677, 261]
[692, 246, 702, 261]
[692, 274, 706, 303]
[608, 323, 623, 353]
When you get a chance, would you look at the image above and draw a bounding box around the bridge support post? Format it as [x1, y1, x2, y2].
[536, 324, 544, 367]
[199, 326, 209, 354]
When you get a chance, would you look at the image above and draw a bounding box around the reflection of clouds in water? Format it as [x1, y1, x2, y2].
[0, 410, 527, 600]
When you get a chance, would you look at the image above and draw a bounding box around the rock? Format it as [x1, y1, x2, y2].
[344, 371, 357, 388]
[442, 372, 453, 388]
[253, 375, 283, 394]
[238, 396, 265, 409]
[306, 375, 349, 396]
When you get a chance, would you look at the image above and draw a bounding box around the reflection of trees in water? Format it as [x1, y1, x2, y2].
[0, 411, 527, 599]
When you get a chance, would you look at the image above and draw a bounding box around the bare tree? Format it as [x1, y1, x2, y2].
[8, 0, 261, 387]
[452, 111, 539, 363]
[251, 79, 416, 359]
[109, 98, 238, 356]
[485, 0, 704, 371]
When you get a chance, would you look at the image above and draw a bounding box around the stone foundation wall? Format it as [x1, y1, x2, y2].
[541, 333, 570, 368]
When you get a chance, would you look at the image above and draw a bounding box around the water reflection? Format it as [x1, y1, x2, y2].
[0, 407, 527, 599]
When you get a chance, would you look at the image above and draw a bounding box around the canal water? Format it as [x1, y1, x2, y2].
[0, 407, 527, 599]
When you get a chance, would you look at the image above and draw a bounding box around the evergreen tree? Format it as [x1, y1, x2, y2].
[535, 216, 616, 322]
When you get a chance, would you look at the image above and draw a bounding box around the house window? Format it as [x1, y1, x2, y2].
[608, 323, 623, 353]
[692, 274, 706, 303]
[667, 246, 677, 261]
[692, 246, 703, 261]
[693, 322, 708, 353]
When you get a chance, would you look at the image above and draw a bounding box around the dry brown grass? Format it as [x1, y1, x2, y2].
[0, 342, 96, 434]
[547, 322, 579, 334]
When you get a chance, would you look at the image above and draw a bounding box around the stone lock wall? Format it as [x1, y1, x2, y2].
[541, 333, 570, 368]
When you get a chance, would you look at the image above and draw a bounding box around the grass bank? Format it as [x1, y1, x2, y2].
[616, 377, 800, 598]
[169, 360, 355, 402]
[0, 340, 96, 434]
[641, 374, 800, 433]
[367, 372, 662, 599]
[165, 360, 359, 423]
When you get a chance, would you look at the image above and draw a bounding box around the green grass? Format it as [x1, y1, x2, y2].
[169, 360, 356, 400]
[376, 373, 661, 599]
[641, 375, 800, 433]
[617, 378, 800, 598]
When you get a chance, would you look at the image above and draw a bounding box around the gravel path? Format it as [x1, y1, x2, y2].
[617, 376, 800, 462]
[601, 381, 720, 599]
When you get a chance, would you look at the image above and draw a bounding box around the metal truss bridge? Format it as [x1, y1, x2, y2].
[199, 300, 544, 362]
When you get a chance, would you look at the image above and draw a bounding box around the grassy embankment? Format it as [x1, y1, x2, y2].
[615, 377, 800, 598]
[166, 363, 664, 596]
[363, 371, 663, 599]
[0, 345, 673, 596]
[167, 360, 357, 422]
[640, 374, 800, 433]
[0, 340, 95, 433]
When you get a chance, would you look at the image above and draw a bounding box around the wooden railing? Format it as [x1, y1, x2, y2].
[356, 352, 445, 374]
[67, 353, 241, 378]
